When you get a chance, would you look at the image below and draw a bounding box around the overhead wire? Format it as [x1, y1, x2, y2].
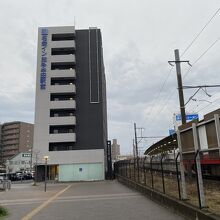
[183, 36, 220, 113]
[187, 86, 220, 113]
[196, 95, 220, 113]
[183, 36, 220, 79]
[140, 66, 174, 127]
[137, 7, 220, 149]
[180, 8, 220, 57]
[141, 7, 220, 128]
[190, 88, 220, 113]
[154, 34, 220, 118]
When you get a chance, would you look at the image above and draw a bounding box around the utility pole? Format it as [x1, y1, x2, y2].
[134, 123, 138, 157]
[168, 49, 191, 125]
[133, 139, 136, 157]
[134, 123, 140, 182]
[175, 49, 186, 124]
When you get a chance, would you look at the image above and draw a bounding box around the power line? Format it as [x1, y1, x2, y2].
[140, 66, 174, 127]
[188, 88, 220, 113]
[195, 94, 220, 113]
[141, 8, 220, 130]
[183, 36, 220, 79]
[181, 8, 220, 57]
[160, 36, 220, 115]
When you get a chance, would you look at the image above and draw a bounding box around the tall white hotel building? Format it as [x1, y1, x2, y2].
[33, 26, 107, 181]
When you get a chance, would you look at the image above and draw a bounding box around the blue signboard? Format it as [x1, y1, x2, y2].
[40, 28, 48, 90]
[176, 114, 199, 121]
[169, 129, 175, 135]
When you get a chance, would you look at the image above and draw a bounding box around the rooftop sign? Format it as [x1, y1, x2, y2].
[22, 153, 31, 158]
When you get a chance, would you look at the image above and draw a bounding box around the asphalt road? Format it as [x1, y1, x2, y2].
[1, 181, 185, 220]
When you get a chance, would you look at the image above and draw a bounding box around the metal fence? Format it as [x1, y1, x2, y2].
[114, 155, 220, 216]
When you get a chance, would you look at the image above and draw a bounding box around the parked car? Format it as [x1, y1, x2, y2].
[0, 174, 6, 183]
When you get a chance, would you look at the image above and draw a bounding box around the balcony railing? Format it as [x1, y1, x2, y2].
[49, 84, 76, 93]
[49, 116, 76, 125]
[50, 100, 76, 109]
[49, 133, 76, 143]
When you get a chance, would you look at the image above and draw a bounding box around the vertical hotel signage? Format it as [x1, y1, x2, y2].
[40, 28, 48, 90]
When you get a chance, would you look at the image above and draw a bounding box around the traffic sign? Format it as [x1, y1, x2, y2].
[176, 114, 199, 121]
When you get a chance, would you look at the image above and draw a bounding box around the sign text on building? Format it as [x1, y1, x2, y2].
[22, 153, 31, 158]
[40, 28, 48, 90]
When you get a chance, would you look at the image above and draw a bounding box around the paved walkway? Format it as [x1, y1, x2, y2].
[0, 181, 185, 220]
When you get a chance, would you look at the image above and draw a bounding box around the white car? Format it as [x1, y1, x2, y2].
[0, 174, 5, 183]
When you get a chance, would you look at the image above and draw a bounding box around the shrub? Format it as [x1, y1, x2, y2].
[0, 206, 8, 218]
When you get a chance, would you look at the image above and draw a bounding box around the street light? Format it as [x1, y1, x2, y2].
[44, 156, 49, 192]
[6, 160, 9, 180]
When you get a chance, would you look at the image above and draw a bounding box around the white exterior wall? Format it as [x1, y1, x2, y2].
[8, 153, 31, 173]
[198, 125, 208, 150]
[33, 26, 105, 179]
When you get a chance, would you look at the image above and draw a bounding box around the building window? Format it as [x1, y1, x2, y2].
[50, 109, 75, 117]
[49, 142, 75, 151]
[50, 93, 75, 101]
[51, 47, 75, 55]
[49, 125, 75, 134]
[51, 33, 75, 41]
[51, 77, 75, 85]
[51, 62, 75, 70]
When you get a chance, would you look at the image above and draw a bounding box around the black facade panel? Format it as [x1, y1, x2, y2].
[89, 30, 99, 102]
[75, 29, 107, 150]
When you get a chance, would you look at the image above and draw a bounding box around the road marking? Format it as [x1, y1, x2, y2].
[58, 192, 140, 199]
[2, 194, 142, 206]
[21, 184, 71, 220]
[54, 195, 142, 203]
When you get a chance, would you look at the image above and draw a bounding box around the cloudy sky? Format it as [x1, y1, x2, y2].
[0, 0, 220, 154]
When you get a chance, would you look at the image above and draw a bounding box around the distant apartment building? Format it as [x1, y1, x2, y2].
[33, 26, 107, 181]
[0, 122, 34, 163]
[111, 139, 120, 161]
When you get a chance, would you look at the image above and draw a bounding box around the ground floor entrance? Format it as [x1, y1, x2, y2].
[59, 163, 104, 181]
[35, 163, 104, 182]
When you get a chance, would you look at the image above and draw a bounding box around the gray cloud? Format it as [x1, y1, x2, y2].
[0, 0, 220, 154]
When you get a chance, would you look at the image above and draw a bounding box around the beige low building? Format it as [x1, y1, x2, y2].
[7, 152, 31, 173]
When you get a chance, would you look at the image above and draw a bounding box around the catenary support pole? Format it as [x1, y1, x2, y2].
[134, 123, 140, 182]
[177, 130, 187, 200]
[174, 49, 186, 124]
[192, 123, 206, 208]
[143, 157, 147, 186]
[150, 156, 154, 189]
[160, 155, 165, 194]
[175, 152, 181, 200]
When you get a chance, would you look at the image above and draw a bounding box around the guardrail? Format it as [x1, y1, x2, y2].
[114, 155, 220, 219]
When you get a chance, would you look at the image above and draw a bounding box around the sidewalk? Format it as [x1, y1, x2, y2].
[0, 181, 69, 220]
[1, 181, 185, 220]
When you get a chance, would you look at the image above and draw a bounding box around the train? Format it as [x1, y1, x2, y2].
[130, 156, 220, 180]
